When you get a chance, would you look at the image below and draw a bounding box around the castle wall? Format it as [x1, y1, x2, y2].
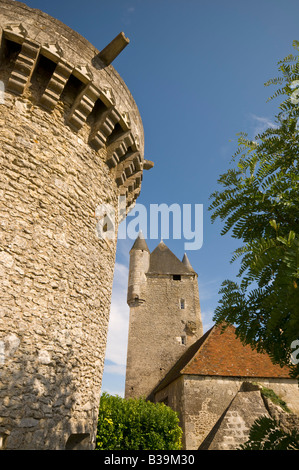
[153, 377, 186, 447]
[0, 80, 118, 450]
[0, 0, 146, 450]
[125, 273, 202, 400]
[155, 375, 299, 450]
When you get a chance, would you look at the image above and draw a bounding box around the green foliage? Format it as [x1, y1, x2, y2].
[96, 393, 182, 450]
[239, 416, 299, 450]
[259, 385, 291, 413]
[209, 41, 299, 378]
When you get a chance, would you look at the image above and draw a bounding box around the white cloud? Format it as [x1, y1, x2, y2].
[122, 4, 136, 26]
[249, 113, 276, 137]
[104, 261, 130, 367]
[104, 363, 126, 376]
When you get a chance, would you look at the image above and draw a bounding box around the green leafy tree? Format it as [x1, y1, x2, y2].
[209, 40, 299, 378]
[239, 416, 299, 450]
[96, 393, 182, 450]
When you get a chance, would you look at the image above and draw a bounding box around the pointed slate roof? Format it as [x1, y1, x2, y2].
[182, 253, 195, 272]
[130, 231, 150, 253]
[148, 241, 196, 275]
[152, 324, 291, 395]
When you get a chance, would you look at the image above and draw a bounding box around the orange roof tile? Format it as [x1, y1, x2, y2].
[152, 324, 291, 396]
[182, 324, 291, 378]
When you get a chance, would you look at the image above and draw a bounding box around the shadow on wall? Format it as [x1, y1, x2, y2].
[1, 332, 95, 450]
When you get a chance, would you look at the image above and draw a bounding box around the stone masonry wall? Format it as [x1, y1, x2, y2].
[0, 83, 117, 450]
[0, 0, 146, 450]
[155, 375, 299, 450]
[182, 376, 299, 450]
[125, 274, 203, 400]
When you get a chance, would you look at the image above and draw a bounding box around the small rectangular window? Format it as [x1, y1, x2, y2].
[180, 299, 185, 309]
[173, 275, 181, 281]
[181, 336, 186, 345]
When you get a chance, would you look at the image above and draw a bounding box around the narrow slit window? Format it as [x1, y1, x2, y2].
[180, 299, 185, 309]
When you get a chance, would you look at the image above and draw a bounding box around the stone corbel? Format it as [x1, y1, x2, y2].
[119, 150, 140, 165]
[40, 59, 73, 111]
[106, 131, 135, 168]
[114, 151, 141, 187]
[122, 169, 143, 191]
[67, 83, 100, 131]
[7, 39, 40, 95]
[89, 107, 120, 151]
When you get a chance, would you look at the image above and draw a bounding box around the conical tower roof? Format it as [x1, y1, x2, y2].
[148, 240, 196, 275]
[129, 231, 150, 253]
[182, 253, 195, 272]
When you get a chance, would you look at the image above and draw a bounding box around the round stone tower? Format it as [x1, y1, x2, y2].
[127, 232, 150, 306]
[125, 238, 203, 400]
[0, 0, 151, 450]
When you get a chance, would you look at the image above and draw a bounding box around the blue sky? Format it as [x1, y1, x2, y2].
[23, 0, 299, 396]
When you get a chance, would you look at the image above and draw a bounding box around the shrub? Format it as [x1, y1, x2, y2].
[96, 393, 182, 450]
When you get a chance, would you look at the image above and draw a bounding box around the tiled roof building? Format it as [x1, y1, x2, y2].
[125, 236, 299, 450]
